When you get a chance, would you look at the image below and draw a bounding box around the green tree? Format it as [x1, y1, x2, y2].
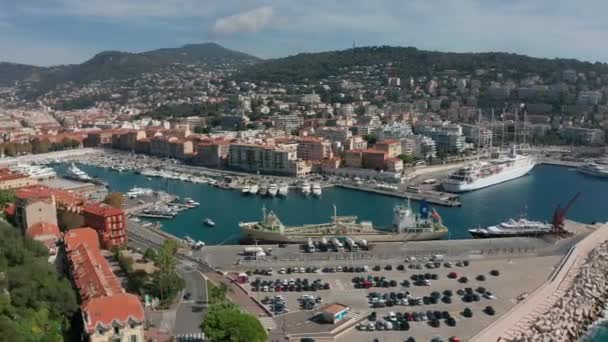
[143, 248, 157, 262]
[201, 303, 267, 342]
[103, 192, 124, 209]
[0, 189, 16, 207]
[398, 154, 415, 164]
[208, 282, 229, 304]
[363, 134, 377, 146]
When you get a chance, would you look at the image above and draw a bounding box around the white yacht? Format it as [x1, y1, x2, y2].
[249, 184, 259, 195]
[66, 163, 93, 182]
[268, 183, 279, 197]
[300, 181, 311, 195]
[10, 164, 56, 181]
[312, 182, 322, 196]
[126, 187, 154, 198]
[242, 185, 251, 195]
[578, 161, 608, 178]
[203, 218, 216, 227]
[278, 183, 289, 197]
[468, 218, 553, 238]
[442, 147, 536, 193]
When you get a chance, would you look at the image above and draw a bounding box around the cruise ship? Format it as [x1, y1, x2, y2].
[468, 218, 553, 238]
[10, 164, 56, 181]
[239, 201, 448, 243]
[442, 147, 536, 193]
[577, 161, 608, 179]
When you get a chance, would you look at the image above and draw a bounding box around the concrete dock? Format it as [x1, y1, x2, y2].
[337, 183, 461, 207]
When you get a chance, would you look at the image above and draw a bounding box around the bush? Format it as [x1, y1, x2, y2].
[201, 303, 267, 342]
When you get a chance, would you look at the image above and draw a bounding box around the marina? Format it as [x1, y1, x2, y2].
[52, 161, 608, 246]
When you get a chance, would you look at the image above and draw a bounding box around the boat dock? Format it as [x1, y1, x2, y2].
[337, 183, 461, 207]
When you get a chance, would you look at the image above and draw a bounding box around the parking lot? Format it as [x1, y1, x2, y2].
[239, 254, 561, 341]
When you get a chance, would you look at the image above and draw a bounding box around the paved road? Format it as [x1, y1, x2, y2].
[174, 264, 208, 336]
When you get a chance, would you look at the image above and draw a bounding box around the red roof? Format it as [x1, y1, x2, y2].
[70, 243, 123, 302]
[0, 173, 28, 182]
[26, 222, 61, 239]
[323, 303, 349, 314]
[64, 227, 100, 252]
[16, 185, 84, 207]
[84, 203, 124, 217]
[82, 293, 144, 333]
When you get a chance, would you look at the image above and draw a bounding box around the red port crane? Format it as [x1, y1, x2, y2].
[552, 192, 581, 233]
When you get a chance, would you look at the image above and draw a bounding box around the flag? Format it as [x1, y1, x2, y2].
[419, 201, 429, 219]
[431, 208, 442, 223]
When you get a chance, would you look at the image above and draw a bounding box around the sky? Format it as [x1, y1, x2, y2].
[0, 0, 606, 66]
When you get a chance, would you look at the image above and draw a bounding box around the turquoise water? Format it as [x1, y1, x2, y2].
[587, 323, 608, 342]
[56, 163, 608, 245]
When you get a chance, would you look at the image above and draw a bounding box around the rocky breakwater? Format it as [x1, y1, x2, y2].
[511, 242, 608, 342]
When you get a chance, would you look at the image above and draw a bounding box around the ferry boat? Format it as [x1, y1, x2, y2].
[278, 183, 289, 197]
[442, 146, 536, 193]
[66, 163, 93, 182]
[249, 184, 259, 195]
[203, 218, 216, 227]
[577, 161, 608, 179]
[242, 185, 251, 195]
[468, 218, 553, 238]
[268, 183, 279, 197]
[312, 182, 322, 196]
[239, 201, 448, 243]
[300, 181, 311, 195]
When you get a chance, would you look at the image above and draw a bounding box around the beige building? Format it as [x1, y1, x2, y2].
[14, 195, 58, 233]
[297, 137, 333, 161]
[229, 142, 311, 177]
[375, 140, 402, 158]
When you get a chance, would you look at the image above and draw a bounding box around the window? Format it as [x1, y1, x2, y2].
[114, 326, 120, 335]
[130, 335, 138, 342]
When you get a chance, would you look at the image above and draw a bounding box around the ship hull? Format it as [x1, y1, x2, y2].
[240, 225, 447, 243]
[577, 168, 608, 179]
[468, 230, 552, 239]
[442, 160, 535, 193]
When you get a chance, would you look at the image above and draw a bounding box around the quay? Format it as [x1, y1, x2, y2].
[336, 183, 461, 207]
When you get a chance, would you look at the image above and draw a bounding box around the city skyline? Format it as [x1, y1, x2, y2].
[1, 0, 607, 66]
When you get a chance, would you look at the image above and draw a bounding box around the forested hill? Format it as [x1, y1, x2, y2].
[0, 43, 261, 87]
[236, 46, 608, 82]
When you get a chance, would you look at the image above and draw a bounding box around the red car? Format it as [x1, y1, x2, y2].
[448, 272, 458, 279]
[449, 337, 461, 342]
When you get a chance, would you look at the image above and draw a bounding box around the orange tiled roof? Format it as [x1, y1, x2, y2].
[69, 240, 123, 302]
[82, 293, 144, 333]
[64, 227, 100, 252]
[83, 203, 123, 217]
[26, 222, 61, 239]
[323, 303, 349, 314]
[16, 185, 84, 207]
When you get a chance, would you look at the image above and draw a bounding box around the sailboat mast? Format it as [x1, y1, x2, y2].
[477, 109, 482, 161]
[490, 108, 494, 156]
[523, 107, 527, 148]
[501, 108, 506, 150]
[514, 108, 518, 148]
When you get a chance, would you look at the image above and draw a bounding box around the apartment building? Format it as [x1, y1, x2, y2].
[228, 142, 311, 177]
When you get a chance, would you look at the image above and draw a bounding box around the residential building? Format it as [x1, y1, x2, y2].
[83, 204, 127, 249]
[14, 187, 58, 233]
[194, 140, 230, 167]
[343, 150, 363, 168]
[376, 122, 413, 141]
[385, 158, 404, 173]
[413, 135, 437, 159]
[149, 136, 194, 160]
[0, 168, 37, 190]
[345, 135, 368, 150]
[461, 124, 492, 147]
[296, 137, 332, 161]
[228, 142, 311, 177]
[315, 126, 352, 144]
[25, 222, 61, 263]
[400, 137, 415, 156]
[375, 140, 402, 158]
[273, 114, 303, 132]
[561, 127, 606, 145]
[361, 149, 387, 170]
[64, 228, 145, 342]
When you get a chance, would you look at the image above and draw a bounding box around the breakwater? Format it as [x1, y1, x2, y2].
[509, 239, 608, 341]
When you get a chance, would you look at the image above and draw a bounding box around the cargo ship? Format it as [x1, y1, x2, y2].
[239, 200, 448, 243]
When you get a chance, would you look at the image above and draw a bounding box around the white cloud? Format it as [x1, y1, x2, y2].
[211, 6, 274, 36]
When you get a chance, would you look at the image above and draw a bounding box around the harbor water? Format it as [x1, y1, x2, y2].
[55, 163, 608, 245]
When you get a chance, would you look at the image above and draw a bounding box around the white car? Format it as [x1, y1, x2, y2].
[279, 268, 286, 274]
[299, 267, 305, 273]
[384, 321, 394, 330]
[388, 312, 397, 321]
[337, 266, 343, 272]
